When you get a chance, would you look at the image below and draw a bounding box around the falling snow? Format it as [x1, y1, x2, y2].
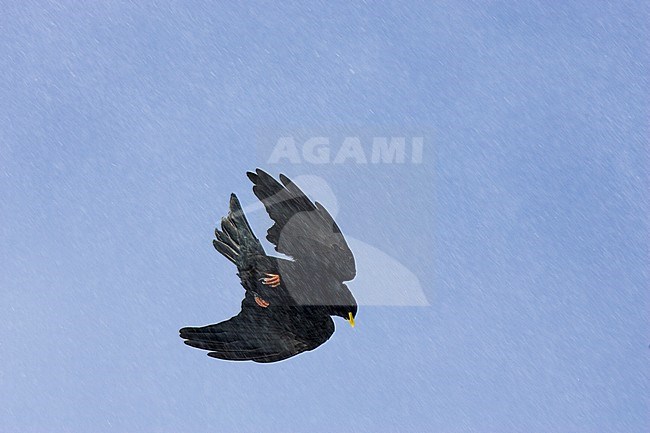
[0, 2, 647, 432]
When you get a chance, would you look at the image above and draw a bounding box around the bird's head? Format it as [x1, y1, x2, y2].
[330, 304, 357, 327]
[329, 284, 358, 328]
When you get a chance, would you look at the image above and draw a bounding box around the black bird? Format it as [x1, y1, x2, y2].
[179, 169, 357, 363]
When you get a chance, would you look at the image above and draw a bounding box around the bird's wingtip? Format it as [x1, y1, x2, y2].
[279, 173, 292, 185]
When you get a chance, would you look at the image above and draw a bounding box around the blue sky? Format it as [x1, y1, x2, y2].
[0, 1, 647, 432]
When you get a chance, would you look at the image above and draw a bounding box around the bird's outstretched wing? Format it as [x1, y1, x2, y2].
[179, 292, 334, 363]
[246, 169, 356, 281]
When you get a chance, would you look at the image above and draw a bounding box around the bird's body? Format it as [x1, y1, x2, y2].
[180, 169, 357, 363]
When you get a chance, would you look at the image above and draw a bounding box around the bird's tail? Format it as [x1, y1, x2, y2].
[213, 194, 265, 266]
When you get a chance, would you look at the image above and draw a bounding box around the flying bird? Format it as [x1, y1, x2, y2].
[179, 169, 357, 363]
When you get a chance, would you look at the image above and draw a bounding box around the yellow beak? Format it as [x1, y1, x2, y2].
[348, 312, 355, 328]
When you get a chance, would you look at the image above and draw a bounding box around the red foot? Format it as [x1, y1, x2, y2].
[261, 273, 281, 287]
[255, 296, 270, 308]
